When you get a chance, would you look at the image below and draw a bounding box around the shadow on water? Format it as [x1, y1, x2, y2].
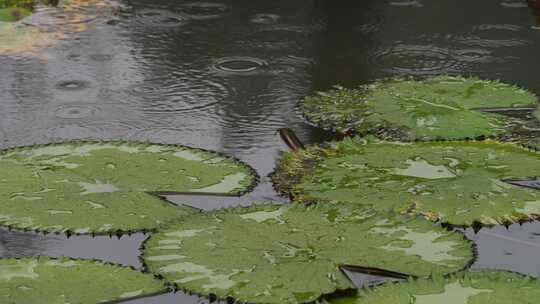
[1, 0, 540, 302]
[529, 0, 540, 25]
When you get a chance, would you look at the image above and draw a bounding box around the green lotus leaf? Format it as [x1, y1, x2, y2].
[0, 0, 33, 9]
[273, 137, 540, 226]
[0, 142, 256, 234]
[301, 76, 538, 141]
[0, 7, 31, 22]
[143, 203, 473, 304]
[534, 109, 540, 120]
[0, 0, 33, 22]
[327, 271, 540, 304]
[0, 257, 165, 303]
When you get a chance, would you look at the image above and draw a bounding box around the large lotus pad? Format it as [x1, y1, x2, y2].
[0, 257, 165, 304]
[0, 142, 256, 233]
[301, 76, 537, 140]
[143, 203, 473, 304]
[328, 271, 540, 304]
[273, 138, 540, 225]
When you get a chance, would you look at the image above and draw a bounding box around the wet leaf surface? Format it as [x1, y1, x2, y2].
[0, 257, 165, 304]
[273, 137, 540, 226]
[327, 271, 540, 304]
[143, 203, 473, 304]
[301, 76, 538, 141]
[0, 142, 256, 234]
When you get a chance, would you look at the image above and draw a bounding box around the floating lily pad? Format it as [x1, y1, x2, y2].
[0, 0, 33, 22]
[0, 0, 33, 9]
[143, 203, 473, 304]
[534, 109, 540, 120]
[0, 257, 165, 303]
[327, 271, 540, 304]
[301, 76, 538, 141]
[273, 137, 540, 226]
[0, 142, 256, 234]
[0, 7, 31, 22]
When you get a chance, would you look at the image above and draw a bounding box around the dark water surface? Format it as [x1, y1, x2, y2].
[1, 0, 540, 302]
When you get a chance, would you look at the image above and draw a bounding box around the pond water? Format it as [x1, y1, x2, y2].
[0, 0, 540, 302]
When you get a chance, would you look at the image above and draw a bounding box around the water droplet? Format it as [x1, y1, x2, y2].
[55, 80, 90, 91]
[501, 1, 528, 8]
[47, 210, 73, 215]
[89, 54, 113, 61]
[393, 159, 457, 180]
[0, 260, 38, 281]
[78, 181, 120, 195]
[250, 13, 280, 25]
[389, 0, 423, 7]
[53, 105, 99, 119]
[135, 9, 188, 27]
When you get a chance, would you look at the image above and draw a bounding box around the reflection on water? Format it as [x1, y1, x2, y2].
[0, 0, 121, 54]
[529, 0, 540, 25]
[0, 227, 146, 268]
[463, 222, 540, 277]
[0, 0, 540, 302]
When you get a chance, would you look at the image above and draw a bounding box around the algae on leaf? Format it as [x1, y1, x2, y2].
[273, 137, 540, 226]
[327, 271, 540, 304]
[301, 76, 538, 141]
[0, 257, 165, 303]
[0, 142, 256, 234]
[143, 203, 473, 304]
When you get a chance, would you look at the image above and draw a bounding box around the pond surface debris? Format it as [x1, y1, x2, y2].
[0, 0, 120, 54]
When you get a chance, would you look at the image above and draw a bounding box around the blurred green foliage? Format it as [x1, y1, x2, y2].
[0, 0, 33, 9]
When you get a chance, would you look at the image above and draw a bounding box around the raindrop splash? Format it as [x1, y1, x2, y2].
[211, 56, 268, 75]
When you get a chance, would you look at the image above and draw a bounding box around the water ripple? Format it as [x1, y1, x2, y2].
[134, 9, 188, 27]
[83, 120, 145, 139]
[55, 80, 91, 91]
[457, 36, 528, 48]
[128, 77, 231, 113]
[475, 24, 522, 31]
[369, 41, 513, 75]
[249, 25, 317, 51]
[389, 0, 424, 7]
[453, 48, 497, 64]
[250, 13, 281, 25]
[370, 44, 459, 75]
[211, 56, 268, 75]
[88, 53, 114, 61]
[52, 104, 100, 119]
[353, 14, 385, 34]
[46, 124, 106, 140]
[501, 0, 529, 8]
[179, 2, 229, 20]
